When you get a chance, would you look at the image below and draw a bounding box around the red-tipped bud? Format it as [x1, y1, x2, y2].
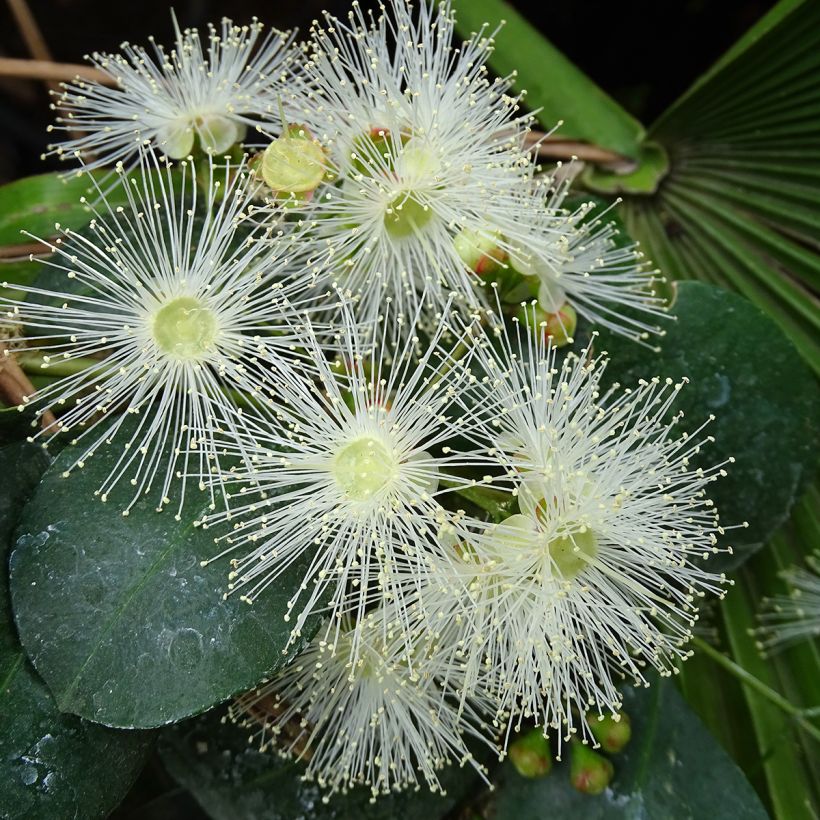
[515, 301, 577, 348]
[587, 711, 632, 753]
[454, 228, 507, 277]
[509, 729, 553, 778]
[570, 739, 614, 795]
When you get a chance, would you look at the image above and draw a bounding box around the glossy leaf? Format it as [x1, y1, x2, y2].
[159, 706, 485, 820]
[490, 679, 767, 819]
[598, 281, 819, 569]
[0, 172, 113, 247]
[9, 416, 319, 729]
[0, 439, 152, 819]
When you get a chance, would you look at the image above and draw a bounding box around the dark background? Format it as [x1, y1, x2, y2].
[0, 0, 774, 816]
[0, 0, 772, 184]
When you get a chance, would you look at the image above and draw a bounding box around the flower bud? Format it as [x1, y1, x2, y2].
[587, 711, 632, 753]
[259, 124, 329, 199]
[570, 738, 614, 795]
[514, 301, 577, 348]
[454, 228, 507, 277]
[509, 729, 553, 778]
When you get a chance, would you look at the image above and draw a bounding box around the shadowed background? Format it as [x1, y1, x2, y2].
[0, 0, 770, 183]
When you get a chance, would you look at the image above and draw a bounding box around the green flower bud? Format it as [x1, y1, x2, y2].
[454, 228, 507, 276]
[514, 301, 577, 348]
[570, 738, 614, 795]
[509, 729, 553, 778]
[259, 124, 329, 199]
[587, 711, 632, 753]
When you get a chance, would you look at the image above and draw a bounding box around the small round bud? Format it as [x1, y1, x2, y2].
[454, 228, 507, 276]
[509, 728, 553, 778]
[570, 739, 614, 795]
[515, 302, 577, 348]
[587, 711, 632, 753]
[259, 124, 328, 198]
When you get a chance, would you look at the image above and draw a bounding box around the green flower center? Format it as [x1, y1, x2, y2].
[332, 435, 396, 501]
[384, 194, 433, 238]
[494, 513, 598, 580]
[151, 296, 218, 361]
[548, 528, 598, 579]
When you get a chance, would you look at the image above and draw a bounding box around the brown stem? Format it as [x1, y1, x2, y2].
[525, 131, 637, 171]
[0, 56, 115, 86]
[0, 343, 57, 429]
[0, 239, 55, 260]
[6, 0, 53, 63]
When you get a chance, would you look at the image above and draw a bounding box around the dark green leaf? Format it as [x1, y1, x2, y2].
[598, 281, 819, 570]
[490, 679, 767, 819]
[0, 439, 152, 820]
[158, 706, 485, 820]
[9, 415, 319, 729]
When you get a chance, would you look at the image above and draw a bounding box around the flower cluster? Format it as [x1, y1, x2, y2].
[1, 0, 735, 803]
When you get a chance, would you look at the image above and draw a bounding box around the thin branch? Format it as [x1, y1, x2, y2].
[524, 131, 637, 171]
[0, 56, 114, 86]
[6, 0, 53, 62]
[0, 240, 55, 260]
[0, 344, 57, 429]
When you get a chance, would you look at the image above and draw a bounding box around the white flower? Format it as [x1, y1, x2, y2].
[278, 0, 565, 324]
[230, 618, 493, 799]
[1, 153, 329, 517]
[755, 553, 820, 654]
[507, 181, 666, 342]
[202, 305, 495, 659]
[416, 316, 731, 748]
[48, 14, 297, 172]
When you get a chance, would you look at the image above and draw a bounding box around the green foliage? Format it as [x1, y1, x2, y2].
[0, 440, 152, 819]
[9, 416, 319, 729]
[599, 281, 819, 569]
[0, 172, 117, 246]
[620, 0, 820, 374]
[487, 680, 768, 819]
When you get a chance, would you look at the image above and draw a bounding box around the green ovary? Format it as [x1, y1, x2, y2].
[151, 296, 218, 360]
[332, 435, 396, 501]
[548, 528, 598, 579]
[384, 194, 433, 239]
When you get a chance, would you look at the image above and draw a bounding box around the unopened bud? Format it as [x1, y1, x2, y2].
[509, 728, 552, 778]
[515, 301, 577, 347]
[570, 738, 614, 795]
[259, 124, 329, 199]
[454, 228, 507, 276]
[587, 711, 631, 753]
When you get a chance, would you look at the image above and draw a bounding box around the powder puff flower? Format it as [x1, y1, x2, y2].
[417, 316, 731, 747]
[507, 182, 666, 343]
[755, 552, 820, 654]
[230, 617, 493, 799]
[47, 14, 298, 172]
[0, 153, 330, 517]
[202, 305, 497, 660]
[271, 0, 567, 324]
